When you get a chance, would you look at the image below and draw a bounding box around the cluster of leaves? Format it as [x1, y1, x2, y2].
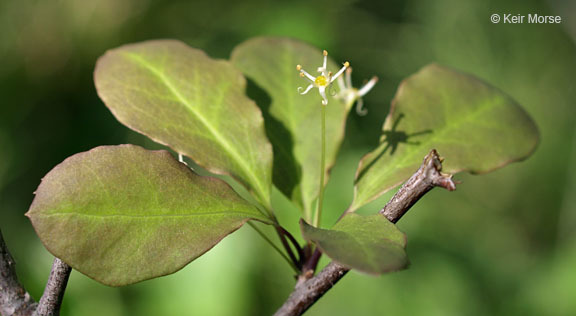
[26, 37, 538, 286]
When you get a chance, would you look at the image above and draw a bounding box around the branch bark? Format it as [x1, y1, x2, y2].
[0, 230, 36, 316]
[274, 149, 456, 316]
[32, 259, 71, 316]
[1, 228, 72, 316]
[380, 149, 456, 223]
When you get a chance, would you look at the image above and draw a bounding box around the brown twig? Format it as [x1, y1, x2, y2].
[1, 228, 72, 316]
[274, 149, 456, 316]
[277, 226, 305, 267]
[276, 226, 301, 270]
[380, 149, 456, 223]
[295, 248, 322, 287]
[0, 229, 37, 316]
[32, 258, 71, 316]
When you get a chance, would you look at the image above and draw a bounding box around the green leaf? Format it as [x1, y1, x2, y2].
[301, 214, 408, 274]
[94, 40, 273, 209]
[231, 37, 349, 218]
[352, 64, 539, 210]
[26, 145, 270, 286]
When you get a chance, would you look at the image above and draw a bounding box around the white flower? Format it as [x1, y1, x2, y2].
[336, 68, 378, 116]
[297, 50, 349, 106]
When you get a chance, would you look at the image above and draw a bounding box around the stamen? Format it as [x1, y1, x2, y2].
[337, 73, 346, 91]
[296, 65, 302, 71]
[299, 68, 316, 81]
[345, 68, 352, 88]
[330, 62, 350, 83]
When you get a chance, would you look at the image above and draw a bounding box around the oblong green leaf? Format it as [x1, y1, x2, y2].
[231, 37, 349, 216]
[352, 64, 539, 210]
[301, 214, 408, 274]
[94, 40, 273, 209]
[26, 145, 269, 286]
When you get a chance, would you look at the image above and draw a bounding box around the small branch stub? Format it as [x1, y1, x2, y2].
[380, 149, 456, 223]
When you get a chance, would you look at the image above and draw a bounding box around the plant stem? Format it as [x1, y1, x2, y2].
[248, 222, 299, 273]
[275, 227, 301, 270]
[274, 149, 457, 316]
[33, 258, 71, 316]
[313, 104, 327, 227]
[0, 229, 37, 316]
[277, 226, 304, 265]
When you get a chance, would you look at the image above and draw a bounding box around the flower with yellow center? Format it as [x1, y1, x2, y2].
[297, 50, 349, 106]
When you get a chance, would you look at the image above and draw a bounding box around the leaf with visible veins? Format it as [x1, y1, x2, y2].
[231, 37, 349, 217]
[352, 64, 539, 210]
[27, 145, 270, 286]
[95, 40, 273, 210]
[301, 213, 408, 274]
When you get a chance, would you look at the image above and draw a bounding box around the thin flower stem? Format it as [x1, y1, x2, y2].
[314, 104, 327, 227]
[277, 226, 304, 263]
[248, 222, 299, 273]
[275, 227, 301, 270]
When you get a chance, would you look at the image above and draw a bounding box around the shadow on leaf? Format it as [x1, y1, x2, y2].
[357, 113, 432, 181]
[245, 78, 301, 200]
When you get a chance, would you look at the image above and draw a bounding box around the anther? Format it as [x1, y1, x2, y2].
[344, 61, 350, 68]
[323, 50, 328, 56]
[296, 65, 302, 71]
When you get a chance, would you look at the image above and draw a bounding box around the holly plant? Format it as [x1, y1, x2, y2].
[23, 37, 538, 314]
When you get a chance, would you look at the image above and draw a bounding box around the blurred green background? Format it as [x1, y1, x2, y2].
[1, 0, 575, 315]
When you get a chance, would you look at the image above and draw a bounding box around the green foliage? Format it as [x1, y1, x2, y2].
[26, 37, 539, 288]
[231, 37, 350, 219]
[1, 0, 571, 314]
[94, 40, 273, 209]
[352, 64, 539, 210]
[302, 213, 408, 274]
[26, 145, 269, 286]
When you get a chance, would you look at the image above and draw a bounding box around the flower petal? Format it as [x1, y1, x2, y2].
[298, 84, 314, 95]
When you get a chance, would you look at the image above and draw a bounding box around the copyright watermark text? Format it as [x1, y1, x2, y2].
[490, 14, 562, 24]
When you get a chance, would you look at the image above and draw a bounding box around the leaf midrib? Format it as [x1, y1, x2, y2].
[121, 52, 268, 203]
[36, 210, 262, 219]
